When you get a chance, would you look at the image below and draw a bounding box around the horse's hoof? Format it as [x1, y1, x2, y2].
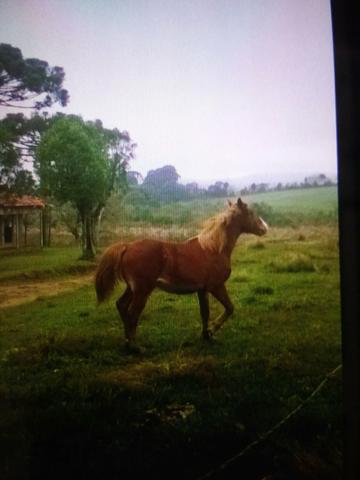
[202, 330, 213, 341]
[125, 342, 144, 354]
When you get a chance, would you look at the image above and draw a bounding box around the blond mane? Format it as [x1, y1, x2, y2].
[197, 209, 234, 253]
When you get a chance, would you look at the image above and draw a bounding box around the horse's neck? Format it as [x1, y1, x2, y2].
[193, 220, 242, 258]
[221, 229, 241, 258]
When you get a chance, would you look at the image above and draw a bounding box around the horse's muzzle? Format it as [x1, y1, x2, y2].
[258, 217, 268, 235]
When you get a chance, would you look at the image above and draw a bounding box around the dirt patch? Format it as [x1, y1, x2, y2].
[0, 274, 94, 308]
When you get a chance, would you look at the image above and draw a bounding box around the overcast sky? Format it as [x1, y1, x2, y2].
[1, 0, 337, 183]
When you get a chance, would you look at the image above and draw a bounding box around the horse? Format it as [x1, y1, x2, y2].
[95, 198, 268, 350]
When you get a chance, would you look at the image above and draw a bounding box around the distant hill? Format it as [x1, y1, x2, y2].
[181, 171, 337, 189]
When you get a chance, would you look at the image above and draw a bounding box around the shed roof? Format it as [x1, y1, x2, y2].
[0, 193, 46, 209]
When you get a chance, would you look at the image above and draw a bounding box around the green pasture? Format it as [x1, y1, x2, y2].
[242, 186, 338, 212]
[0, 223, 342, 479]
[113, 186, 338, 231]
[0, 247, 94, 282]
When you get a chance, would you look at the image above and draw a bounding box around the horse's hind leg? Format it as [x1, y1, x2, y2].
[197, 290, 211, 340]
[124, 286, 153, 351]
[116, 286, 133, 339]
[209, 284, 234, 335]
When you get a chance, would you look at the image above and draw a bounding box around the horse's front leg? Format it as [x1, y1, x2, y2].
[209, 284, 234, 335]
[197, 290, 211, 340]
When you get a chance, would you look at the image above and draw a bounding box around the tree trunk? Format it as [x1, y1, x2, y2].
[91, 205, 105, 249]
[81, 212, 96, 259]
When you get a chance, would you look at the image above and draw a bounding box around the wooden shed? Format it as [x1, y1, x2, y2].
[0, 193, 46, 248]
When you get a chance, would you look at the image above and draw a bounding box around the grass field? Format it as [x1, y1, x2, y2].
[242, 186, 338, 212]
[100, 186, 339, 244]
[0, 203, 342, 480]
[0, 247, 94, 283]
[0, 187, 342, 480]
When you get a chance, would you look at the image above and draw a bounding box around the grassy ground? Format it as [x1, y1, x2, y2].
[0, 224, 342, 479]
[242, 186, 338, 212]
[0, 247, 94, 283]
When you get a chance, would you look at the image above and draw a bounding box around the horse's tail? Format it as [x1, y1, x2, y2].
[95, 243, 127, 304]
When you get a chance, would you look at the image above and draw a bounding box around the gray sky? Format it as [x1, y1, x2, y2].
[0, 0, 337, 183]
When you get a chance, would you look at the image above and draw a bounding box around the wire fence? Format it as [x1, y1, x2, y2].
[196, 363, 342, 480]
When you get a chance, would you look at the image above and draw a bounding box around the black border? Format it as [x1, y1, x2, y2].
[331, 3, 360, 479]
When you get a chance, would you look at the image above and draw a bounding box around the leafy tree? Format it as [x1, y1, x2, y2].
[250, 183, 257, 193]
[0, 43, 68, 110]
[143, 165, 180, 187]
[0, 113, 48, 193]
[36, 116, 133, 258]
[127, 170, 143, 185]
[0, 43, 68, 194]
[88, 122, 135, 244]
[207, 181, 229, 197]
[157, 181, 186, 202]
[185, 182, 199, 193]
[57, 202, 81, 242]
[142, 165, 183, 202]
[96, 125, 135, 191]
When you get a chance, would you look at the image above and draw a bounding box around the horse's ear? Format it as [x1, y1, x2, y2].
[227, 199, 233, 207]
[237, 197, 248, 211]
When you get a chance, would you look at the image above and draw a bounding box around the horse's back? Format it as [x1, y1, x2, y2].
[121, 239, 166, 285]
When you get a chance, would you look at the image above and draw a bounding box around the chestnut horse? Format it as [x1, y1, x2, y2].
[95, 198, 268, 350]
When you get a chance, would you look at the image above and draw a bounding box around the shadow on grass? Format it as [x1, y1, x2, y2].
[0, 328, 342, 480]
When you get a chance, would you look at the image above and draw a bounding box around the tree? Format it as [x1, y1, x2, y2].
[0, 43, 68, 194]
[143, 165, 180, 187]
[142, 165, 183, 201]
[250, 183, 257, 193]
[127, 170, 143, 185]
[0, 43, 69, 110]
[158, 181, 186, 202]
[57, 202, 81, 242]
[88, 122, 135, 245]
[0, 112, 48, 193]
[185, 182, 205, 199]
[207, 181, 229, 197]
[36, 116, 120, 258]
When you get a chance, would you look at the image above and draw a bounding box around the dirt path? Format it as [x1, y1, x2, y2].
[0, 274, 94, 308]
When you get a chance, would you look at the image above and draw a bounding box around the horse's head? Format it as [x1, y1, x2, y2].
[227, 198, 268, 236]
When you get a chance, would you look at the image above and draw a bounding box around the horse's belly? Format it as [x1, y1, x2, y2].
[155, 278, 198, 295]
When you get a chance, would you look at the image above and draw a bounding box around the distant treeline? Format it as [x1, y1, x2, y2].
[128, 165, 337, 203]
[239, 173, 336, 196]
